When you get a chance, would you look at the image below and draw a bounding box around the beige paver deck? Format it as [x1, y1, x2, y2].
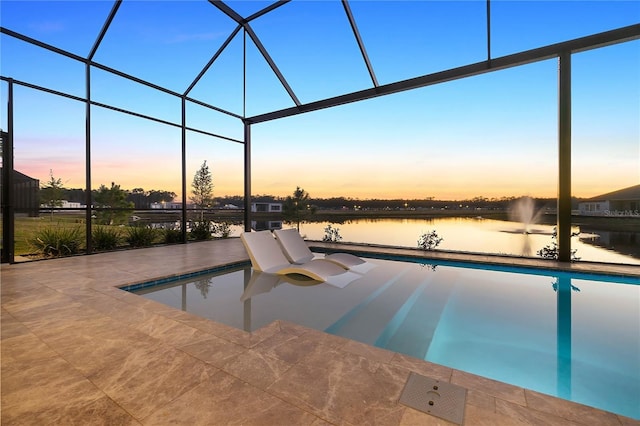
[2, 239, 638, 425]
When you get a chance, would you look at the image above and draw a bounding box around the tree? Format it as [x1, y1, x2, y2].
[126, 188, 176, 208]
[128, 187, 147, 209]
[147, 190, 176, 205]
[40, 170, 65, 220]
[93, 182, 134, 225]
[190, 160, 214, 220]
[283, 186, 312, 231]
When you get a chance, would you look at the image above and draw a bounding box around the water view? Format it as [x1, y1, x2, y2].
[244, 216, 640, 266]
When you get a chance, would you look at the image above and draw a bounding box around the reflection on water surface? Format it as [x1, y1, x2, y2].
[295, 217, 640, 265]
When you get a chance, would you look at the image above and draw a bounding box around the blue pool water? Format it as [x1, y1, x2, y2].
[128, 257, 640, 419]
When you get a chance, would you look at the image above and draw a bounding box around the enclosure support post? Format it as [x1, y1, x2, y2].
[557, 52, 572, 262]
[2, 79, 15, 263]
[85, 65, 93, 253]
[243, 122, 251, 232]
[486, 0, 491, 61]
[181, 98, 188, 243]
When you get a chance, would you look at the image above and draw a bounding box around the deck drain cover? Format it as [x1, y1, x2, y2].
[399, 372, 466, 425]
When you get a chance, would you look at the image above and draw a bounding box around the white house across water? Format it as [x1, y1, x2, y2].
[578, 184, 640, 217]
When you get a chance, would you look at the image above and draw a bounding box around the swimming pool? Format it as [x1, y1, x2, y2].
[128, 257, 640, 419]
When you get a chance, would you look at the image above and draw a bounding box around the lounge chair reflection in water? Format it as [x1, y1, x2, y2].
[240, 270, 321, 302]
[240, 230, 363, 289]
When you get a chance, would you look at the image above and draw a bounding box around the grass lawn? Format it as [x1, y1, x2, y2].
[9, 213, 176, 257]
[12, 214, 87, 256]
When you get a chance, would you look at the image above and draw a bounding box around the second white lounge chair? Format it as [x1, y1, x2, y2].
[240, 230, 361, 288]
[273, 228, 376, 273]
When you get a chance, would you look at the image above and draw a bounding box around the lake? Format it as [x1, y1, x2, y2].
[242, 216, 640, 265]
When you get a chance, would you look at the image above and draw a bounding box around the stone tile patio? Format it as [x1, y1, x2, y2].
[2, 239, 638, 425]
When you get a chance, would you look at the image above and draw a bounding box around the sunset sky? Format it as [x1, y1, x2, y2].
[1, 1, 638, 201]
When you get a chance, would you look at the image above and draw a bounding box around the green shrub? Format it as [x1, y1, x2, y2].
[417, 230, 443, 250]
[163, 228, 183, 244]
[189, 221, 212, 241]
[322, 224, 342, 242]
[213, 222, 232, 238]
[537, 227, 580, 261]
[92, 226, 121, 251]
[28, 226, 84, 257]
[125, 226, 157, 247]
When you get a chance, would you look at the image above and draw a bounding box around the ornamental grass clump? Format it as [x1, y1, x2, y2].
[163, 228, 182, 244]
[28, 226, 84, 257]
[125, 226, 158, 247]
[189, 221, 212, 241]
[92, 226, 121, 251]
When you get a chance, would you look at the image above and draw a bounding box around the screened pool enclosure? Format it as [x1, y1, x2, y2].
[1, 1, 639, 264]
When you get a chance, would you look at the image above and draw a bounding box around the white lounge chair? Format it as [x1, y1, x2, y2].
[273, 228, 376, 273]
[240, 230, 361, 288]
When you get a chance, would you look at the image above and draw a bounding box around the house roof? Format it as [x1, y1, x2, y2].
[584, 184, 640, 202]
[0, 168, 39, 183]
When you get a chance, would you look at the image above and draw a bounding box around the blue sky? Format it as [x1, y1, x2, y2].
[1, 1, 639, 200]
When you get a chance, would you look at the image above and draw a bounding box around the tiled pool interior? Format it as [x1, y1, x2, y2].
[131, 256, 640, 420]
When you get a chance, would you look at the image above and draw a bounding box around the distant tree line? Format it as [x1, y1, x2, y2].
[127, 188, 177, 208]
[47, 187, 176, 209]
[216, 195, 573, 211]
[47, 188, 582, 212]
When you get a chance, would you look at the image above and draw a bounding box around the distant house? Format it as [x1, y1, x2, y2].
[578, 185, 640, 217]
[0, 168, 40, 217]
[251, 202, 282, 213]
[40, 200, 84, 209]
[60, 200, 83, 208]
[150, 202, 194, 210]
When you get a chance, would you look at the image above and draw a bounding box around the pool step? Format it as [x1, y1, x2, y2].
[378, 270, 456, 358]
[325, 265, 456, 350]
[324, 268, 416, 342]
